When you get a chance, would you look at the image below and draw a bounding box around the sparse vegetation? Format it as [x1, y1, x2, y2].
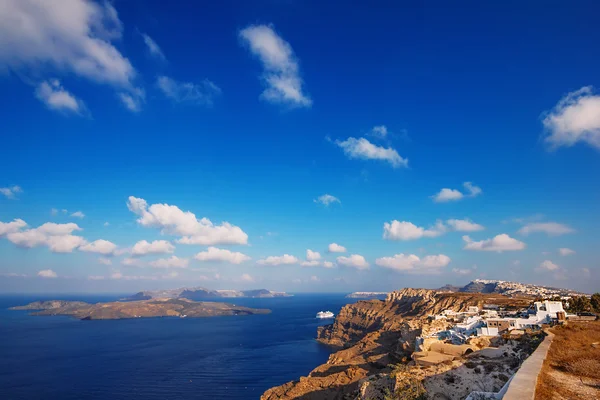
[535, 321, 600, 399]
[384, 364, 427, 400]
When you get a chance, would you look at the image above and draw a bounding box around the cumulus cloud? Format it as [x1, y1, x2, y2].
[376, 253, 451, 273]
[157, 76, 221, 106]
[121, 257, 145, 267]
[149, 256, 189, 269]
[336, 254, 369, 270]
[194, 247, 251, 264]
[323, 261, 334, 268]
[543, 86, 600, 150]
[559, 248, 575, 256]
[328, 243, 347, 253]
[306, 249, 321, 261]
[70, 211, 85, 219]
[383, 220, 446, 241]
[239, 24, 311, 107]
[314, 194, 340, 206]
[141, 33, 165, 60]
[518, 222, 574, 236]
[5, 222, 86, 253]
[0, 219, 28, 236]
[432, 182, 482, 203]
[0, 0, 142, 111]
[35, 79, 85, 114]
[37, 269, 57, 278]
[240, 273, 255, 282]
[335, 137, 407, 168]
[446, 219, 484, 232]
[537, 260, 559, 271]
[462, 234, 526, 252]
[131, 240, 175, 256]
[79, 239, 117, 255]
[127, 196, 248, 246]
[257, 254, 299, 266]
[0, 185, 22, 199]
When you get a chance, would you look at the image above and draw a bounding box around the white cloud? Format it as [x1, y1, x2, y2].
[462, 234, 526, 252]
[543, 86, 600, 150]
[240, 273, 255, 283]
[35, 79, 84, 114]
[131, 240, 175, 256]
[37, 269, 57, 278]
[127, 196, 248, 246]
[310, 275, 320, 282]
[121, 258, 145, 267]
[157, 76, 221, 106]
[239, 24, 311, 107]
[103, 222, 110, 227]
[518, 222, 575, 236]
[383, 220, 445, 241]
[432, 182, 482, 202]
[314, 194, 340, 206]
[376, 253, 450, 273]
[194, 247, 251, 264]
[98, 257, 112, 266]
[141, 33, 165, 60]
[328, 243, 347, 253]
[306, 249, 321, 261]
[0, 185, 22, 199]
[257, 254, 299, 266]
[0, 219, 28, 236]
[70, 211, 85, 219]
[149, 256, 189, 269]
[79, 239, 117, 255]
[559, 248, 575, 256]
[0, 0, 141, 109]
[323, 261, 334, 268]
[538, 260, 559, 271]
[446, 219, 485, 232]
[336, 254, 369, 270]
[6, 222, 86, 253]
[335, 137, 407, 168]
[371, 125, 388, 138]
[88, 275, 105, 280]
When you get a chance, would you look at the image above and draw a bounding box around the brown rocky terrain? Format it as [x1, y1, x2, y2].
[11, 298, 271, 320]
[262, 288, 533, 400]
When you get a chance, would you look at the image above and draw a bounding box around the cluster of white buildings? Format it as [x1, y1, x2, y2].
[470, 279, 581, 298]
[427, 300, 569, 343]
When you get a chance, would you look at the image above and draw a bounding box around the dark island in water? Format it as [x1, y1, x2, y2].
[10, 287, 292, 320]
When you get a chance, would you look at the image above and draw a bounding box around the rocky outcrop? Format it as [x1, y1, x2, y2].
[263, 288, 533, 400]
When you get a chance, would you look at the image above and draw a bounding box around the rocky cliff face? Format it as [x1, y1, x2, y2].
[262, 289, 531, 400]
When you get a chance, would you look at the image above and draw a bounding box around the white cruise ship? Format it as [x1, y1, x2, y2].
[316, 311, 334, 319]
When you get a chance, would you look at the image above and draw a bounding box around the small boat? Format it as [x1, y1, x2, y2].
[316, 311, 334, 319]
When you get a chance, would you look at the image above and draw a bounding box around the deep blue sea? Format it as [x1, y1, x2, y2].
[0, 293, 354, 400]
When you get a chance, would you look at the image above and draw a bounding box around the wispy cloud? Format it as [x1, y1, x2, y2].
[141, 33, 166, 60]
[239, 24, 311, 107]
[35, 80, 86, 114]
[432, 182, 482, 203]
[157, 76, 221, 106]
[335, 137, 408, 168]
[314, 194, 340, 206]
[0, 185, 22, 199]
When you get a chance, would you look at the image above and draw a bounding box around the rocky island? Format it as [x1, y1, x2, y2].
[122, 286, 291, 301]
[10, 298, 271, 320]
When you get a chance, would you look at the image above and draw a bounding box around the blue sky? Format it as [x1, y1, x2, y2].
[1, 0, 599, 293]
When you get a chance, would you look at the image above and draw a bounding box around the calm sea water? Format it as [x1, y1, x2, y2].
[0, 293, 354, 400]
